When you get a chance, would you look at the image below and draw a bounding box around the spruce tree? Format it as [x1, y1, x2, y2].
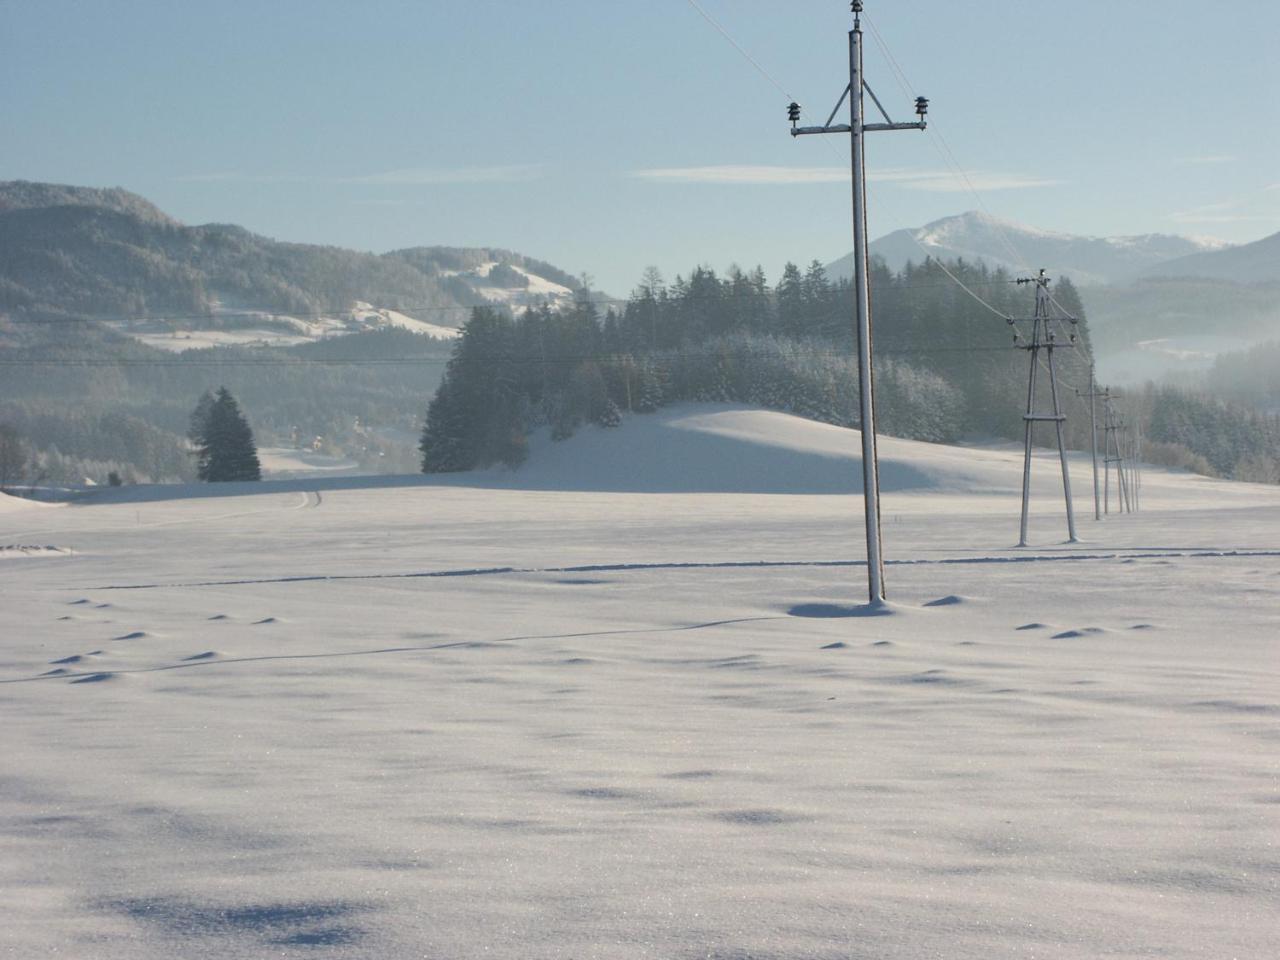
[194, 388, 262, 482]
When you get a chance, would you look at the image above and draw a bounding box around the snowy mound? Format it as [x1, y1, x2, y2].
[482, 405, 1019, 495]
[0, 491, 54, 514]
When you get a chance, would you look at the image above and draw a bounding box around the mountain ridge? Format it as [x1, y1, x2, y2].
[0, 180, 585, 332]
[829, 210, 1231, 286]
[1138, 229, 1280, 283]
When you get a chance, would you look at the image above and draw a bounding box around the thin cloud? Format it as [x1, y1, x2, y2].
[631, 165, 848, 184]
[174, 172, 243, 183]
[630, 165, 1060, 191]
[1168, 199, 1276, 224]
[897, 172, 1063, 193]
[174, 165, 544, 185]
[1175, 155, 1236, 165]
[346, 165, 544, 185]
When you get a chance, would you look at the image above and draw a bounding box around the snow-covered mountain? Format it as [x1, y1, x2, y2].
[828, 211, 1230, 286]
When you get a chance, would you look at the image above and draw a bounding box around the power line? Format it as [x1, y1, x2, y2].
[863, 13, 1104, 335]
[684, 0, 797, 104]
[0, 345, 1019, 368]
[681, 0, 1015, 327]
[864, 15, 1033, 277]
[0, 276, 1027, 326]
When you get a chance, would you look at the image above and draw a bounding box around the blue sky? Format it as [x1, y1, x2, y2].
[3, 0, 1277, 294]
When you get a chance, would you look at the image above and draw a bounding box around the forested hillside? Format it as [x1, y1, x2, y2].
[0, 180, 584, 322]
[0, 324, 450, 485]
[420, 259, 1098, 472]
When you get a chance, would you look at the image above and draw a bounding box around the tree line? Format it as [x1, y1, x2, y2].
[419, 258, 1093, 473]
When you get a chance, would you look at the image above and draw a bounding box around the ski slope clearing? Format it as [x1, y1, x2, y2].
[257, 447, 362, 480]
[2, 406, 1278, 959]
[108, 301, 461, 352]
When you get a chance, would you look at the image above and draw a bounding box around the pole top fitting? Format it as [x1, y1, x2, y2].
[852, 1, 864, 11]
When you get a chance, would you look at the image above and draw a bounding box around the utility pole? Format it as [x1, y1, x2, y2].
[1010, 270, 1079, 546]
[1102, 397, 1129, 514]
[788, 0, 928, 605]
[1135, 423, 1144, 512]
[1076, 364, 1104, 521]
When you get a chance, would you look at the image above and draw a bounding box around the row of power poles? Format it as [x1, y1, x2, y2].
[790, 2, 1144, 607]
[1079, 371, 1143, 517]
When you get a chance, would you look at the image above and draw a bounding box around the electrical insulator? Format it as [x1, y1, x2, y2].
[787, 102, 801, 123]
[915, 96, 929, 118]
[852, 1, 864, 12]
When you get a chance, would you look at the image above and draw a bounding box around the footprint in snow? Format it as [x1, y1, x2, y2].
[182, 651, 219, 661]
[207, 614, 230, 621]
[50, 653, 98, 664]
[1129, 623, 1157, 630]
[252, 617, 279, 625]
[821, 641, 849, 650]
[70, 672, 116, 684]
[923, 594, 971, 607]
[713, 809, 798, 826]
[1016, 622, 1050, 631]
[1051, 627, 1107, 639]
[112, 631, 149, 641]
[871, 640, 894, 647]
[68, 599, 92, 606]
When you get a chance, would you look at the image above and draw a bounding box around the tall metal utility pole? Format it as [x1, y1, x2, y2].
[788, 0, 928, 605]
[1011, 270, 1079, 546]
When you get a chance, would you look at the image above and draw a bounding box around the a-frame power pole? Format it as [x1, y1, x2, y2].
[1011, 270, 1079, 546]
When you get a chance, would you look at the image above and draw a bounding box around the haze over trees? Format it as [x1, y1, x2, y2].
[3, 180, 1276, 488]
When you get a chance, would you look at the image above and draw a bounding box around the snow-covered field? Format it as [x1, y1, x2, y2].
[257, 447, 362, 480]
[3, 406, 1278, 959]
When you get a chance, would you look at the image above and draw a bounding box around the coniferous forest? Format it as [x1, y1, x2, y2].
[420, 258, 1280, 482]
[420, 259, 1096, 473]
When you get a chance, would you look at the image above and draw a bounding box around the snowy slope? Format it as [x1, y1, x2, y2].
[109, 301, 461, 353]
[3, 405, 1279, 959]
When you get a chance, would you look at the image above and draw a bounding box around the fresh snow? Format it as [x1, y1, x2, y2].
[256, 447, 362, 479]
[3, 404, 1279, 959]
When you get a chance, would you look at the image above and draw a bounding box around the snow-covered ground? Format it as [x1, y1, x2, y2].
[3, 406, 1278, 958]
[257, 447, 362, 480]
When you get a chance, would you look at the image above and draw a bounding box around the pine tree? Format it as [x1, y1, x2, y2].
[188, 390, 216, 446]
[194, 388, 262, 482]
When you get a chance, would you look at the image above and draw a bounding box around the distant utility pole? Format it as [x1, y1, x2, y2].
[1011, 270, 1079, 546]
[1134, 421, 1142, 512]
[1076, 367, 1107, 522]
[788, 0, 928, 605]
[1101, 397, 1130, 514]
